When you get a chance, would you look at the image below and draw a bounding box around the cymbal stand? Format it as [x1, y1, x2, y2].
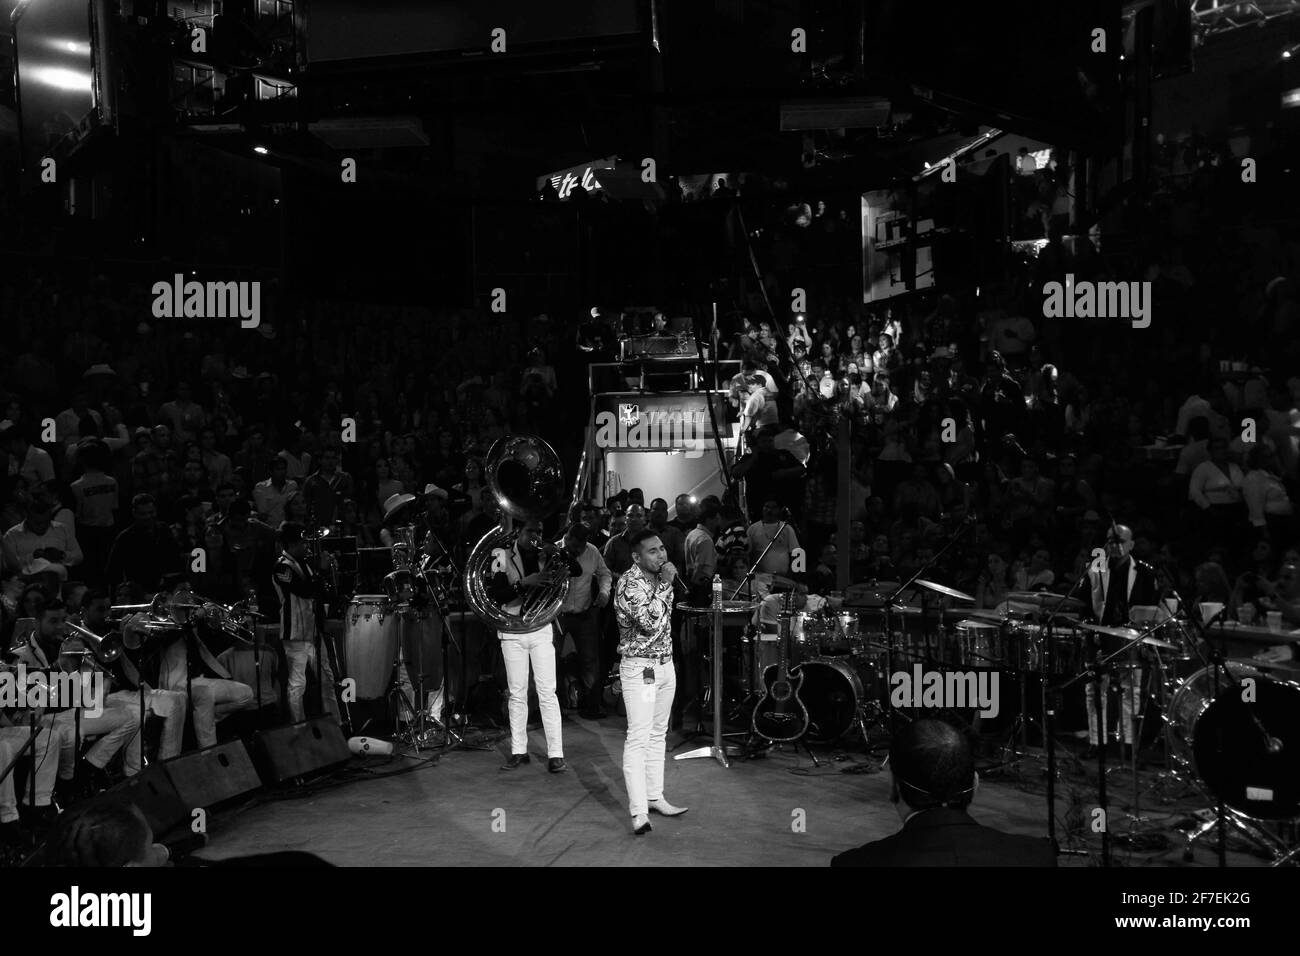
[421, 551, 491, 753]
[384, 628, 425, 756]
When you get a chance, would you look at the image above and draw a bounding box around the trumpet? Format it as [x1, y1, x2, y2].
[59, 620, 124, 672]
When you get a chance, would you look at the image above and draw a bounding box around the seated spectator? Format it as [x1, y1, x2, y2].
[1243, 443, 1295, 546]
[831, 719, 1055, 866]
[1, 499, 82, 583]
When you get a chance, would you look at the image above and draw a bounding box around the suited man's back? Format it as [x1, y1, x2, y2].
[831, 808, 1057, 867]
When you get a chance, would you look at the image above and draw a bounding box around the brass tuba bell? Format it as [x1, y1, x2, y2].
[463, 435, 570, 633]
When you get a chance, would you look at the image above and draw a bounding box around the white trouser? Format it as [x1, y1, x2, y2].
[108, 689, 188, 776]
[620, 657, 676, 818]
[284, 639, 340, 724]
[1085, 668, 1142, 745]
[500, 627, 563, 758]
[0, 724, 61, 822]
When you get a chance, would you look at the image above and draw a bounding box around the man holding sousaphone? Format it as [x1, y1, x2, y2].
[487, 518, 581, 773]
[462, 435, 581, 774]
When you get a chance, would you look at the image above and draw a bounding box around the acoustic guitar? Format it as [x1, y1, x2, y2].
[751, 591, 809, 742]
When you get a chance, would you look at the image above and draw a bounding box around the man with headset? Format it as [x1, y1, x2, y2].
[831, 720, 1056, 866]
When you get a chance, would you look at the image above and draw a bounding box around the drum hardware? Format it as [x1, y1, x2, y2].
[671, 600, 762, 761]
[877, 517, 978, 730]
[415, 526, 491, 754]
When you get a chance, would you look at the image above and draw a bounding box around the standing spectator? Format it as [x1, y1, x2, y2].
[69, 439, 118, 583]
[555, 522, 612, 719]
[732, 425, 807, 522]
[603, 503, 648, 580]
[300, 446, 354, 527]
[684, 499, 723, 602]
[159, 380, 206, 444]
[647, 498, 686, 572]
[1, 424, 55, 487]
[277, 427, 314, 483]
[253, 456, 299, 530]
[105, 494, 182, 592]
[199, 427, 233, 490]
[746, 499, 801, 576]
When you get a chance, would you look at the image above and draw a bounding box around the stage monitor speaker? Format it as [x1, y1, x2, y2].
[117, 740, 261, 836]
[253, 717, 351, 784]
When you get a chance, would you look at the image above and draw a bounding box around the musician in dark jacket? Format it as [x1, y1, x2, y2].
[1082, 522, 1159, 759]
[831, 719, 1056, 867]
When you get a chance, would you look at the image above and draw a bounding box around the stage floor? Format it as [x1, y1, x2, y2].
[190, 713, 1276, 867]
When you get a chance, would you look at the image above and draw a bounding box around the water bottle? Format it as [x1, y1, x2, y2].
[712, 573, 723, 609]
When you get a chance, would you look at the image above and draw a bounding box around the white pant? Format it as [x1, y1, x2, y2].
[620, 657, 676, 818]
[500, 627, 563, 758]
[108, 689, 188, 776]
[0, 724, 61, 822]
[284, 639, 340, 724]
[1085, 668, 1142, 745]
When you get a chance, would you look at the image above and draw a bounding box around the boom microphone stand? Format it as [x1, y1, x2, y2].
[1040, 563, 1093, 858]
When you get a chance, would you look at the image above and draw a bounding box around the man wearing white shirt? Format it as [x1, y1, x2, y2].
[1188, 437, 1245, 549]
[1, 500, 83, 580]
[746, 499, 801, 576]
[253, 456, 299, 529]
[1, 425, 54, 488]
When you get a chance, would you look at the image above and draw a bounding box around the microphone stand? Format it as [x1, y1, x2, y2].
[1039, 563, 1093, 859]
[728, 518, 790, 731]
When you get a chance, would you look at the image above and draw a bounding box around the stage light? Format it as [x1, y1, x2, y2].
[253, 145, 269, 155]
[1285, 50, 1293, 59]
[30, 67, 92, 92]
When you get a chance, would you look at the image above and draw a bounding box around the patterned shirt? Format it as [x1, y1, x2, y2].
[614, 562, 674, 660]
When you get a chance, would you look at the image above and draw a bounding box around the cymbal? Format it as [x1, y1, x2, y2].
[1006, 591, 1084, 609]
[964, 608, 1008, 623]
[914, 579, 975, 602]
[1079, 622, 1179, 650]
[1232, 656, 1300, 673]
[676, 600, 761, 614]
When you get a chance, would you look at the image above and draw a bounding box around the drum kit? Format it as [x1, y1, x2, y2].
[673, 566, 1300, 861]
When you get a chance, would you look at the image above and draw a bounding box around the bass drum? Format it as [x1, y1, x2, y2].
[1168, 662, 1300, 820]
[798, 656, 884, 744]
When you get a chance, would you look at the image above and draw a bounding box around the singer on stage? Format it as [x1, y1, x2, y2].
[614, 529, 688, 835]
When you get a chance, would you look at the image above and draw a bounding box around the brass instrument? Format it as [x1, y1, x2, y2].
[58, 619, 124, 673]
[463, 435, 570, 633]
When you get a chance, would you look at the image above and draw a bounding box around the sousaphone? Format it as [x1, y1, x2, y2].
[463, 435, 570, 633]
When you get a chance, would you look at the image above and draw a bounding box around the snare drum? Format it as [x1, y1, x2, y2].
[343, 596, 399, 699]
